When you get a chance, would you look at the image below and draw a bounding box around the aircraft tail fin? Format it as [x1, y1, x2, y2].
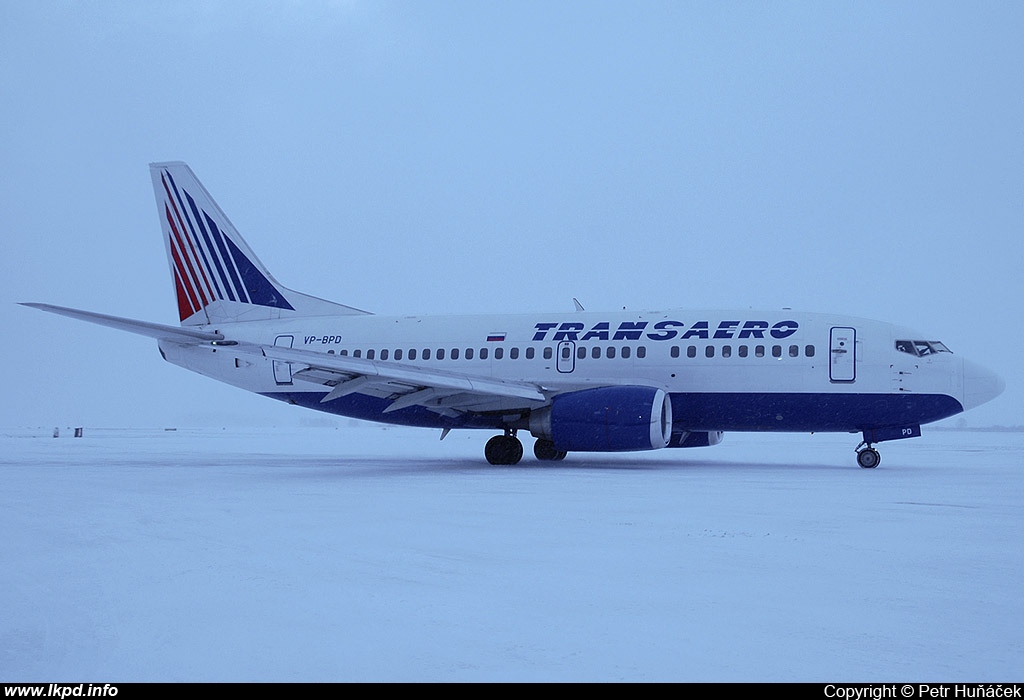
[150, 162, 370, 326]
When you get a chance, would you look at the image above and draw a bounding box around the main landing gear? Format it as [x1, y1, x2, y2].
[484, 431, 568, 465]
[484, 430, 524, 465]
[533, 438, 567, 462]
[855, 441, 881, 469]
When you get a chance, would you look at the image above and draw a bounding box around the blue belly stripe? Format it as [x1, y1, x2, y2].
[260, 391, 964, 433]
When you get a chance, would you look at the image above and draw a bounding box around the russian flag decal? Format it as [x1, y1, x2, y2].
[487, 333, 506, 342]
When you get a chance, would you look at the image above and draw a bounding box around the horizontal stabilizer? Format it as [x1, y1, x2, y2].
[20, 303, 223, 342]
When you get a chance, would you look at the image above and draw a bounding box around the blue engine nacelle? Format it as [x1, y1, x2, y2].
[529, 386, 673, 452]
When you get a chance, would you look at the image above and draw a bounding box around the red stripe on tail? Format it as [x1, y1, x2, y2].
[165, 205, 209, 307]
[167, 224, 200, 317]
[163, 174, 215, 304]
[173, 270, 194, 322]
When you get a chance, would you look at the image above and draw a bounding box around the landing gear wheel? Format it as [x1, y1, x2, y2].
[534, 439, 568, 462]
[857, 448, 881, 469]
[485, 434, 524, 465]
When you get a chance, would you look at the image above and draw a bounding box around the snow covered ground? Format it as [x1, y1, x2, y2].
[1, 424, 1021, 682]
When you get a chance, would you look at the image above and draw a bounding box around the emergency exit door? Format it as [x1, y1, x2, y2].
[556, 341, 576, 373]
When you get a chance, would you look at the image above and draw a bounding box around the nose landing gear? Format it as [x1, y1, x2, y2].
[854, 426, 922, 468]
[855, 441, 881, 469]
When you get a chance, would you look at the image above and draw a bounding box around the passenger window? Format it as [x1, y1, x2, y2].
[340, 349, 349, 357]
[367, 349, 376, 360]
[436, 348, 445, 360]
[494, 347, 503, 360]
[592, 346, 601, 359]
[465, 348, 474, 360]
[705, 346, 715, 358]
[423, 348, 431, 360]
[622, 346, 631, 359]
[511, 347, 520, 360]
[451, 348, 460, 360]
[408, 349, 416, 361]
[722, 345, 731, 358]
[789, 345, 798, 357]
[738, 345, 748, 358]
[772, 345, 782, 358]
[543, 347, 552, 360]
[480, 348, 488, 360]
[637, 346, 645, 359]
[526, 347, 535, 360]
[687, 346, 696, 358]
[606, 346, 616, 359]
[577, 346, 586, 359]
[805, 345, 814, 358]
[353, 349, 362, 358]
[671, 346, 680, 358]
[755, 345, 765, 358]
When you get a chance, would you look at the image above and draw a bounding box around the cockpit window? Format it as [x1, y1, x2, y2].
[896, 340, 952, 357]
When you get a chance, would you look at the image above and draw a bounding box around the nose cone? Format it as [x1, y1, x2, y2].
[962, 358, 1005, 410]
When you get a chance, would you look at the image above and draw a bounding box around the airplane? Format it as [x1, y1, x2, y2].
[22, 162, 1005, 468]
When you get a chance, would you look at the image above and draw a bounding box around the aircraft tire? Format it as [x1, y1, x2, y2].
[857, 448, 881, 469]
[485, 435, 523, 465]
[534, 439, 568, 462]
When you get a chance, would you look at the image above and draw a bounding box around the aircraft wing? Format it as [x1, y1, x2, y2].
[252, 343, 549, 415]
[22, 302, 546, 416]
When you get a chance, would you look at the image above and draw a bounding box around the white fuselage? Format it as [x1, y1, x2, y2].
[159, 308, 985, 436]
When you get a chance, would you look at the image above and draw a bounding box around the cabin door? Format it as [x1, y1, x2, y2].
[829, 327, 856, 382]
[273, 335, 294, 385]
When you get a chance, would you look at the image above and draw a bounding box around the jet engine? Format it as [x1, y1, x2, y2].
[529, 386, 672, 452]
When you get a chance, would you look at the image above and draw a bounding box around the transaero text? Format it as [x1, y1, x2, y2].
[532, 319, 799, 342]
[824, 685, 1021, 699]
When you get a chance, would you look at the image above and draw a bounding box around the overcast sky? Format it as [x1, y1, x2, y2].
[2, 1, 1021, 429]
